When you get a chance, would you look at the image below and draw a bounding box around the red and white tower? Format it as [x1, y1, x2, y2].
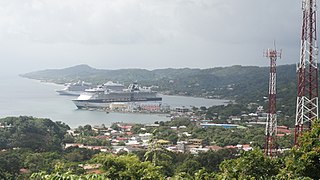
[295, 0, 318, 145]
[264, 47, 281, 156]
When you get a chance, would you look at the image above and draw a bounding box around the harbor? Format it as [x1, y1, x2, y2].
[0, 74, 228, 128]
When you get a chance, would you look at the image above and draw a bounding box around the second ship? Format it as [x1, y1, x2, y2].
[72, 81, 162, 109]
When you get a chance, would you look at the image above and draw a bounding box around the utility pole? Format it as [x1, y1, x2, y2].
[264, 46, 281, 156]
[295, 0, 318, 145]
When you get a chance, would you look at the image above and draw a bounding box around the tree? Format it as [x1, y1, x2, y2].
[53, 162, 85, 175]
[0, 150, 22, 178]
[30, 172, 108, 180]
[93, 153, 165, 179]
[194, 168, 216, 180]
[81, 124, 96, 136]
[176, 159, 201, 176]
[75, 136, 110, 146]
[144, 129, 174, 176]
[110, 123, 120, 131]
[64, 147, 99, 162]
[23, 152, 60, 173]
[31, 153, 165, 179]
[0, 116, 69, 152]
[277, 119, 320, 179]
[218, 149, 280, 179]
[165, 118, 191, 127]
[62, 134, 75, 144]
[131, 124, 145, 134]
[195, 149, 237, 173]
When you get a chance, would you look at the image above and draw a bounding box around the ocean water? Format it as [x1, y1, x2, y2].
[0, 74, 228, 128]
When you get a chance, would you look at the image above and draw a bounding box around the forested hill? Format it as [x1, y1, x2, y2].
[21, 64, 298, 114]
[21, 64, 203, 84]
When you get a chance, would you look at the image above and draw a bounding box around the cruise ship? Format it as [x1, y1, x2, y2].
[72, 82, 162, 109]
[56, 81, 94, 96]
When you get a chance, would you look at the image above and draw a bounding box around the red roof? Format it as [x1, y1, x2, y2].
[277, 128, 291, 134]
[208, 145, 223, 151]
[116, 137, 128, 141]
[20, 168, 30, 174]
[276, 134, 285, 137]
[95, 135, 110, 139]
[120, 126, 132, 129]
[278, 126, 288, 129]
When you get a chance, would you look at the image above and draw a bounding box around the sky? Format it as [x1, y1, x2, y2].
[0, 0, 306, 73]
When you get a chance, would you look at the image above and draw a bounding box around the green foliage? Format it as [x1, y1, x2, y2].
[24, 152, 61, 174]
[195, 149, 237, 173]
[276, 134, 294, 148]
[76, 125, 97, 136]
[172, 149, 237, 177]
[53, 162, 85, 175]
[117, 141, 126, 146]
[2, 115, 319, 179]
[131, 124, 145, 134]
[93, 153, 165, 179]
[62, 134, 75, 144]
[30, 171, 109, 180]
[0, 116, 69, 152]
[144, 125, 180, 145]
[145, 130, 175, 176]
[0, 150, 23, 178]
[206, 104, 247, 119]
[176, 158, 202, 175]
[171, 168, 216, 180]
[64, 147, 100, 162]
[190, 126, 265, 147]
[164, 118, 192, 127]
[110, 123, 120, 131]
[75, 136, 110, 146]
[215, 120, 320, 179]
[29, 153, 165, 179]
[277, 120, 320, 179]
[218, 149, 280, 179]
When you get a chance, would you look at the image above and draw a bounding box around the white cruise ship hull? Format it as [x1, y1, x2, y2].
[72, 98, 162, 109]
[72, 100, 111, 109]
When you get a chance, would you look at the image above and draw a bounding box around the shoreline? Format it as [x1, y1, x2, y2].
[20, 76, 231, 103]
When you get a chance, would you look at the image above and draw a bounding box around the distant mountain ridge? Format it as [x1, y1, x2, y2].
[21, 64, 296, 97]
[21, 64, 204, 84]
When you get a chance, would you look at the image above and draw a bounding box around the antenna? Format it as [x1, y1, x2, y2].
[264, 45, 281, 157]
[295, 0, 318, 145]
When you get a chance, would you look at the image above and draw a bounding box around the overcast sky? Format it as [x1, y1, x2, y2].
[0, 0, 306, 73]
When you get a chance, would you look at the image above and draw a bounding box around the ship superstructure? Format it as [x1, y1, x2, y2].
[56, 81, 94, 96]
[72, 82, 162, 109]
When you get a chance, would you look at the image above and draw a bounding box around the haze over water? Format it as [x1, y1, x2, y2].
[0, 73, 228, 128]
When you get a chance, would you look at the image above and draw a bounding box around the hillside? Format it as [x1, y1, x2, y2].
[21, 64, 298, 116]
[0, 116, 69, 152]
[21, 64, 202, 85]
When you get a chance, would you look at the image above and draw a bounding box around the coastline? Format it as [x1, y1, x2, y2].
[19, 75, 231, 103]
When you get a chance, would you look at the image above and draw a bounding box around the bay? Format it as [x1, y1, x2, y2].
[0, 74, 228, 128]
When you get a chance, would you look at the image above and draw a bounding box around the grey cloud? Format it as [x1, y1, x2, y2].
[0, 0, 311, 71]
[0, 0, 182, 44]
[0, 0, 301, 46]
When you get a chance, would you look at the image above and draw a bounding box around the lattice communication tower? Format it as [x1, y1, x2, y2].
[295, 0, 319, 145]
[264, 47, 281, 156]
